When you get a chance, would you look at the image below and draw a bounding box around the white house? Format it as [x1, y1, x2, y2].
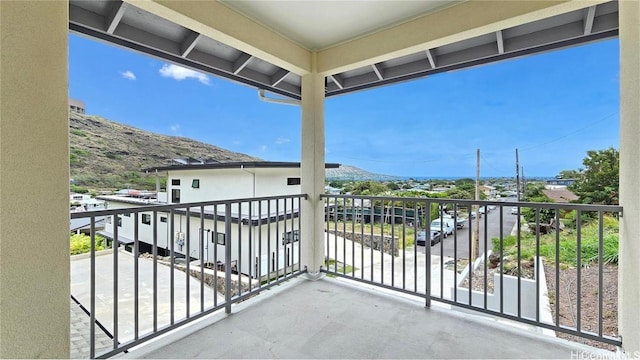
[70, 193, 106, 211]
[99, 161, 339, 279]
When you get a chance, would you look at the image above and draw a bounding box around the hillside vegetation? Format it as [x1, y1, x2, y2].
[69, 112, 259, 191]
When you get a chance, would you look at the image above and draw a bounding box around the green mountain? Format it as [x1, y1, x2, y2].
[69, 112, 259, 190]
[325, 165, 399, 181]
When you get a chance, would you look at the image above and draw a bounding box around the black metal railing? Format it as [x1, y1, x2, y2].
[320, 194, 622, 347]
[70, 194, 306, 358]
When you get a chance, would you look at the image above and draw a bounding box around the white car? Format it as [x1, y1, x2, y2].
[511, 206, 519, 215]
[430, 218, 455, 238]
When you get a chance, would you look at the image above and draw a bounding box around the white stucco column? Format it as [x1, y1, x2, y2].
[618, 0, 640, 354]
[0, 1, 70, 358]
[300, 52, 325, 276]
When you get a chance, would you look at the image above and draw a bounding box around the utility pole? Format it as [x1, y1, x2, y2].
[472, 149, 480, 260]
[515, 148, 520, 201]
[521, 167, 526, 198]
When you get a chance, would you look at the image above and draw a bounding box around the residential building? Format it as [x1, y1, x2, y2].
[98, 161, 338, 278]
[546, 179, 577, 187]
[70, 193, 106, 212]
[69, 98, 85, 114]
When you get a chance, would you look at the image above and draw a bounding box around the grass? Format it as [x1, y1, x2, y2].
[70, 129, 87, 137]
[326, 221, 418, 248]
[492, 215, 619, 268]
[325, 258, 358, 276]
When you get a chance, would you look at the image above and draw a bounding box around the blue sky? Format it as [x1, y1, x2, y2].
[69, 34, 619, 178]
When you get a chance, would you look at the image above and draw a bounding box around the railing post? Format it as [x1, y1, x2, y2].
[425, 200, 431, 308]
[225, 203, 232, 314]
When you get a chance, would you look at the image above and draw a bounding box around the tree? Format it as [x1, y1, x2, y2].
[385, 182, 400, 191]
[350, 181, 388, 195]
[557, 169, 581, 179]
[569, 147, 619, 205]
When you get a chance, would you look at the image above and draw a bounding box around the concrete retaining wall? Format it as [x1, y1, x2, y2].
[452, 253, 554, 335]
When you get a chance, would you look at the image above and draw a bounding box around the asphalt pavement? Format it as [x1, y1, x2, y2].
[417, 204, 518, 260]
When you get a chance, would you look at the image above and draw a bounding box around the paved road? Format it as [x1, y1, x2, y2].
[417, 204, 518, 260]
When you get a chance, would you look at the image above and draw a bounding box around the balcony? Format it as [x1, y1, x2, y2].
[70, 194, 622, 358]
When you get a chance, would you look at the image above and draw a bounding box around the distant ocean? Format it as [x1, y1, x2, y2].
[394, 176, 553, 181]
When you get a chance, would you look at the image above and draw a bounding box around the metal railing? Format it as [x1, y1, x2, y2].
[70, 194, 306, 358]
[320, 194, 622, 347]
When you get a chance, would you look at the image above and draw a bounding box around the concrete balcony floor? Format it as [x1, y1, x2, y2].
[121, 276, 609, 359]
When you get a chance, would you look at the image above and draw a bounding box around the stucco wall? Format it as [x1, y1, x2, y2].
[0, 1, 70, 357]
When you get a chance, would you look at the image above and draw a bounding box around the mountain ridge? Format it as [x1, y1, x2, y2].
[69, 112, 260, 190]
[69, 112, 394, 190]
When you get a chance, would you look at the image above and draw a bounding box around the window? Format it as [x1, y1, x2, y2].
[171, 179, 180, 186]
[72, 195, 82, 200]
[171, 189, 181, 203]
[213, 232, 225, 245]
[122, 213, 130, 217]
[142, 214, 151, 225]
[287, 177, 301, 185]
[282, 230, 299, 245]
[192, 179, 200, 188]
[106, 216, 112, 224]
[160, 216, 167, 223]
[117, 216, 122, 227]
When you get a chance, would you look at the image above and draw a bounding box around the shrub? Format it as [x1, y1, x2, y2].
[70, 184, 89, 194]
[70, 129, 87, 137]
[492, 218, 619, 267]
[70, 233, 107, 255]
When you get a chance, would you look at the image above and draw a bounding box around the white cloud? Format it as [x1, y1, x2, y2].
[159, 64, 209, 85]
[275, 137, 290, 145]
[121, 70, 136, 80]
[260, 145, 268, 152]
[170, 124, 180, 133]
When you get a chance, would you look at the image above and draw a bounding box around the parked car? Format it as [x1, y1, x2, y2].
[443, 215, 466, 229]
[488, 205, 497, 210]
[416, 230, 442, 246]
[511, 206, 519, 215]
[430, 218, 455, 238]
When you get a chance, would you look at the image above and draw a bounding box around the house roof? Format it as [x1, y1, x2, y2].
[68, 1, 618, 100]
[542, 188, 580, 203]
[145, 161, 340, 173]
[70, 216, 106, 232]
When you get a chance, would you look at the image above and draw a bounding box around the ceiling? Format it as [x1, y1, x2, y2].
[69, 1, 618, 100]
[219, 1, 460, 51]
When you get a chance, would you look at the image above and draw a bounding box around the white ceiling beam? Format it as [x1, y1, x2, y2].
[232, 53, 253, 75]
[105, 1, 127, 34]
[126, 0, 311, 75]
[496, 30, 505, 54]
[329, 74, 344, 89]
[180, 31, 201, 57]
[584, 5, 597, 35]
[371, 63, 384, 80]
[270, 69, 290, 87]
[318, 0, 609, 75]
[270, 70, 289, 87]
[425, 49, 437, 69]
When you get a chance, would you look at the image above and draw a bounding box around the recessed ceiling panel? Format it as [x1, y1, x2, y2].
[220, 0, 460, 50]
